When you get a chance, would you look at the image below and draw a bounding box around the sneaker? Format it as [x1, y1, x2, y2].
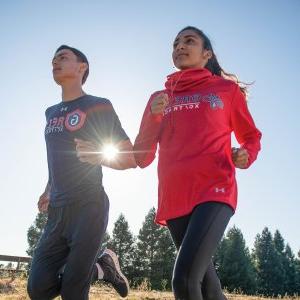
[97, 249, 129, 298]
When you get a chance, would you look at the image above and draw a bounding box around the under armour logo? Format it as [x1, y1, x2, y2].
[215, 187, 225, 193]
[61, 107, 68, 112]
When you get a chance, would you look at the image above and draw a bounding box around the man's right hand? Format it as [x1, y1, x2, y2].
[150, 93, 169, 115]
[38, 192, 49, 212]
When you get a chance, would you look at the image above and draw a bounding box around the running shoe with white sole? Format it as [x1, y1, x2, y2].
[97, 249, 129, 298]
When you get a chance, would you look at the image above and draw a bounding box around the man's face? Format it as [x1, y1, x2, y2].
[52, 49, 86, 85]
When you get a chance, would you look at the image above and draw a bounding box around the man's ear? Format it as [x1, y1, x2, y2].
[79, 62, 88, 75]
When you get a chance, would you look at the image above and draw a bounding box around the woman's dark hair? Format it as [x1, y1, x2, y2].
[178, 26, 250, 96]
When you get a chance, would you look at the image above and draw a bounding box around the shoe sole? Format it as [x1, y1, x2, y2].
[103, 248, 130, 296]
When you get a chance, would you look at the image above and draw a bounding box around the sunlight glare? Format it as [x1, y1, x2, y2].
[102, 144, 119, 160]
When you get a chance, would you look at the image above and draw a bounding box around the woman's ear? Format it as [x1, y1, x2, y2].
[205, 49, 213, 60]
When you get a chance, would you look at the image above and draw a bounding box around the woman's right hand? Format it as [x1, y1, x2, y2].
[150, 93, 169, 115]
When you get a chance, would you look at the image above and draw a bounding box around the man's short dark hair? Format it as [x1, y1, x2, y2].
[55, 45, 89, 84]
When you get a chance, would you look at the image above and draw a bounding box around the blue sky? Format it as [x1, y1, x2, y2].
[0, 0, 299, 257]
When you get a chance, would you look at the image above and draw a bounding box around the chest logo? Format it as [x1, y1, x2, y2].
[204, 94, 224, 110]
[164, 93, 224, 115]
[65, 109, 86, 131]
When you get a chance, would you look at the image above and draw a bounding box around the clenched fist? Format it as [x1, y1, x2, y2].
[150, 93, 169, 115]
[38, 192, 49, 212]
[232, 147, 249, 169]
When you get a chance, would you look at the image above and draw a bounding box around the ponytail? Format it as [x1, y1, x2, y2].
[178, 26, 251, 97]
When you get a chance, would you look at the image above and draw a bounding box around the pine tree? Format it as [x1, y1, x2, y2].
[214, 236, 227, 274]
[107, 214, 135, 281]
[215, 226, 256, 294]
[99, 231, 111, 253]
[283, 244, 298, 295]
[274, 230, 285, 253]
[27, 212, 48, 257]
[134, 207, 176, 290]
[253, 227, 282, 296]
[153, 227, 176, 290]
[134, 208, 160, 288]
[296, 250, 300, 294]
[273, 230, 286, 295]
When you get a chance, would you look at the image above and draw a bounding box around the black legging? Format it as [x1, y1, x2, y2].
[167, 201, 233, 300]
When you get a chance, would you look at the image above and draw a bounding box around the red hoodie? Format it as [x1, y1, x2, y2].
[134, 68, 262, 225]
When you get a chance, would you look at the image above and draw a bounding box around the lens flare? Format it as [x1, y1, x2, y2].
[102, 144, 119, 160]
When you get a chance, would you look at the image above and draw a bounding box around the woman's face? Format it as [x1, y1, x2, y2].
[172, 29, 212, 70]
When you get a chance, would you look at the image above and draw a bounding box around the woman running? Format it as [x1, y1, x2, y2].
[134, 26, 262, 300]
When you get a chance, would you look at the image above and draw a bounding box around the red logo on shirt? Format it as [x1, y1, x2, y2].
[65, 109, 86, 131]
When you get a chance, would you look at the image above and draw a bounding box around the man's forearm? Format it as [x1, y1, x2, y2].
[102, 154, 137, 170]
[101, 140, 137, 170]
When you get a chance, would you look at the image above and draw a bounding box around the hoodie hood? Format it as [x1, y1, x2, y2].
[165, 68, 213, 94]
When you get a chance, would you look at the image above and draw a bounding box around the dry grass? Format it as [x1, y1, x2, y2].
[0, 278, 299, 300]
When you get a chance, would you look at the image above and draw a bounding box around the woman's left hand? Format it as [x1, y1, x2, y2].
[231, 147, 249, 169]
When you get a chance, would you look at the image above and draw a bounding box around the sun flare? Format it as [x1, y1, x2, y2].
[102, 144, 119, 160]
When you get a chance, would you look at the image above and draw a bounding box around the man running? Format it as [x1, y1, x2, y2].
[27, 45, 136, 300]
